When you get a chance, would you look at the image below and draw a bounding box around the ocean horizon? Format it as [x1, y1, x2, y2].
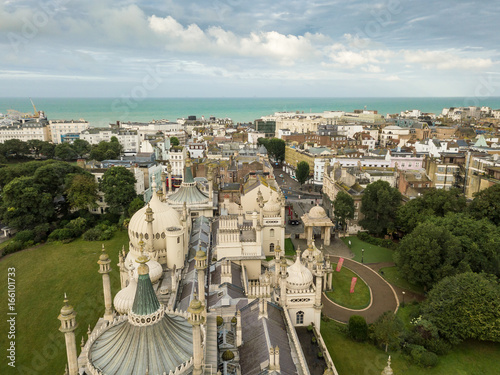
[1, 97, 499, 127]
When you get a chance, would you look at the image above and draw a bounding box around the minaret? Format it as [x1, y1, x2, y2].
[161, 169, 167, 198]
[167, 161, 173, 193]
[274, 244, 282, 286]
[194, 250, 207, 305]
[257, 189, 264, 224]
[145, 204, 154, 254]
[279, 256, 288, 307]
[58, 294, 78, 375]
[97, 244, 114, 321]
[314, 254, 324, 328]
[188, 294, 205, 375]
[118, 246, 128, 289]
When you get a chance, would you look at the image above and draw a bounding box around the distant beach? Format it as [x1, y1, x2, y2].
[1, 97, 499, 127]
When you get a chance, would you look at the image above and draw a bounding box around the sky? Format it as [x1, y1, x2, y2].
[0, 0, 499, 98]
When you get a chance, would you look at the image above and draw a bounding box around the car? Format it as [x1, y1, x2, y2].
[288, 219, 300, 225]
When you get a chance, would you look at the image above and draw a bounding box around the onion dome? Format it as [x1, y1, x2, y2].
[124, 251, 163, 284]
[167, 159, 209, 205]
[263, 190, 281, 216]
[286, 254, 313, 291]
[309, 205, 327, 219]
[113, 277, 138, 314]
[88, 255, 193, 375]
[128, 190, 181, 252]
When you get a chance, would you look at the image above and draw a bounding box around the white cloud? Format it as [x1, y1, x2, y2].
[403, 50, 494, 70]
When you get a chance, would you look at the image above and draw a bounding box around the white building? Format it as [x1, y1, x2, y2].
[47, 120, 89, 144]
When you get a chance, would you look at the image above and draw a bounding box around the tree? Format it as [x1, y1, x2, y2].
[394, 222, 463, 289]
[71, 139, 91, 158]
[40, 141, 56, 158]
[33, 161, 83, 196]
[348, 315, 368, 342]
[333, 191, 355, 236]
[0, 177, 55, 230]
[55, 143, 78, 161]
[100, 167, 137, 214]
[267, 138, 286, 162]
[359, 180, 402, 236]
[396, 188, 466, 234]
[422, 273, 500, 344]
[90, 139, 122, 161]
[371, 311, 404, 352]
[428, 213, 500, 277]
[2, 139, 29, 158]
[170, 137, 180, 147]
[66, 174, 99, 210]
[468, 184, 500, 226]
[295, 161, 310, 186]
[127, 196, 144, 217]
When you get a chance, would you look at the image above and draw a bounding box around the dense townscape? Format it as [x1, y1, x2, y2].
[0, 102, 499, 375]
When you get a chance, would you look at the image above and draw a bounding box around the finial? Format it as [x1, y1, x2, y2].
[87, 325, 91, 336]
[81, 336, 85, 347]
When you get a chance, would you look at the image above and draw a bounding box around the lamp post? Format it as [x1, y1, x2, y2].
[361, 248, 364, 264]
[402, 291, 406, 306]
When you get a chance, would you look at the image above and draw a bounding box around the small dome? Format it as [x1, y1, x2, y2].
[128, 192, 181, 251]
[286, 256, 313, 290]
[60, 297, 74, 316]
[125, 252, 163, 284]
[263, 191, 281, 216]
[309, 205, 327, 219]
[113, 278, 137, 314]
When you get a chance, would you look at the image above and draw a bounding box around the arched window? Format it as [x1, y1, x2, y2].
[270, 243, 275, 252]
[177, 237, 180, 244]
[296, 311, 304, 325]
[270, 228, 275, 237]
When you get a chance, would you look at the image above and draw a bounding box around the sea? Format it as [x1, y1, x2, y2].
[1, 97, 499, 127]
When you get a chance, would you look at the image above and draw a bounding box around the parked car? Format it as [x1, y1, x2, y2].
[288, 219, 300, 225]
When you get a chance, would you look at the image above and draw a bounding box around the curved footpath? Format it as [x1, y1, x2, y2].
[321, 257, 399, 324]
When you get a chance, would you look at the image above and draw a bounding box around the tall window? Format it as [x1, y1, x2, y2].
[270, 229, 275, 237]
[296, 311, 304, 325]
[270, 243, 275, 252]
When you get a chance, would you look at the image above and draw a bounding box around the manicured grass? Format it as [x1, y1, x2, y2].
[325, 263, 371, 309]
[0, 231, 128, 374]
[321, 318, 500, 375]
[284, 238, 296, 256]
[380, 266, 425, 295]
[341, 236, 394, 263]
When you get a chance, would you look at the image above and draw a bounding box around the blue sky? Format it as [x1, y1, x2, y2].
[0, 0, 499, 97]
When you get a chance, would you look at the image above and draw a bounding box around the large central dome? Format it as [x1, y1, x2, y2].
[128, 191, 181, 251]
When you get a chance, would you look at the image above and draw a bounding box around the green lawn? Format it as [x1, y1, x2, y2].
[321, 318, 500, 375]
[325, 263, 371, 309]
[0, 231, 128, 374]
[380, 266, 425, 295]
[341, 236, 394, 263]
[284, 238, 296, 256]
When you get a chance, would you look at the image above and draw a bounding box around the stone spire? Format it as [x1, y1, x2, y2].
[167, 161, 172, 193]
[381, 356, 393, 375]
[194, 250, 207, 305]
[98, 244, 114, 321]
[145, 204, 154, 253]
[58, 294, 78, 375]
[188, 294, 205, 375]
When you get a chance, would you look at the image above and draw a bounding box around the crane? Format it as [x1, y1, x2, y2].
[30, 98, 40, 118]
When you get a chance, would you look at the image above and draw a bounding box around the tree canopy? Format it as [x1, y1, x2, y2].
[99, 167, 137, 214]
[295, 161, 310, 186]
[90, 139, 122, 161]
[0, 176, 55, 229]
[395, 222, 463, 289]
[371, 311, 404, 352]
[66, 174, 99, 211]
[468, 184, 500, 226]
[333, 191, 355, 234]
[396, 188, 466, 233]
[359, 180, 402, 236]
[258, 137, 285, 162]
[422, 272, 500, 344]
[170, 137, 180, 147]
